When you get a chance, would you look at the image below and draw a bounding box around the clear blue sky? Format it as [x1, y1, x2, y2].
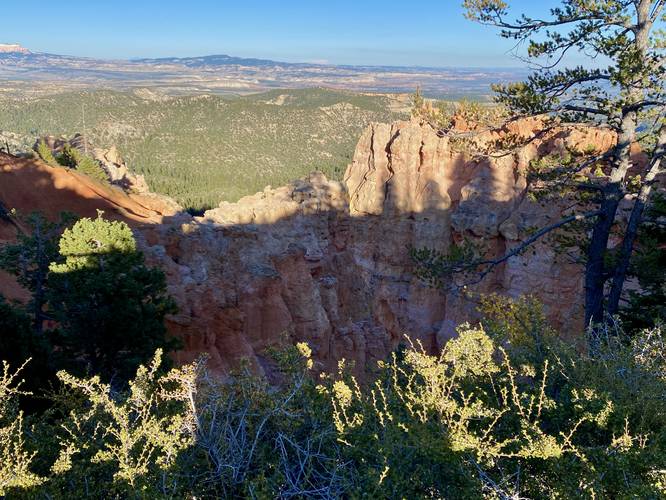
[2, 1, 567, 67]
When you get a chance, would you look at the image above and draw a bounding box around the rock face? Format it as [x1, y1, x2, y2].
[91, 145, 152, 194]
[1, 119, 619, 376]
[142, 119, 614, 374]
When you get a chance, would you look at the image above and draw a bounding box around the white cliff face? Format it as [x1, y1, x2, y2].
[139, 118, 614, 376]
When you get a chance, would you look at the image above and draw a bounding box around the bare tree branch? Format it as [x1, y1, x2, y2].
[471, 210, 602, 281]
[649, 0, 666, 21]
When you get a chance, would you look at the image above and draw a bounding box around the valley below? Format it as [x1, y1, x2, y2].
[0, 88, 407, 210]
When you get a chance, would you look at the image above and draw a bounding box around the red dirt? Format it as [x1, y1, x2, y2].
[0, 152, 172, 301]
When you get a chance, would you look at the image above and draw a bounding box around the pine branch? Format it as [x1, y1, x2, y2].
[418, 210, 602, 288]
[560, 104, 608, 116]
[469, 210, 603, 283]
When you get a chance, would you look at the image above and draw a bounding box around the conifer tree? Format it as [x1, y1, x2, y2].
[58, 144, 108, 184]
[47, 214, 179, 381]
[418, 1, 665, 329]
[0, 213, 71, 335]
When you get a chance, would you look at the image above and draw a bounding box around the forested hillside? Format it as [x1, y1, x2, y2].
[0, 88, 406, 210]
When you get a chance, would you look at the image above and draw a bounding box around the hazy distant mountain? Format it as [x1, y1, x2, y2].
[132, 53, 305, 68]
[0, 43, 30, 54]
[0, 45, 526, 99]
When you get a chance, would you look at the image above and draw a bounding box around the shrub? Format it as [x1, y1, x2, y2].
[4, 351, 201, 498]
[190, 343, 346, 498]
[325, 320, 666, 497]
[58, 144, 108, 184]
[410, 87, 454, 130]
[47, 350, 199, 496]
[0, 361, 43, 494]
[410, 88, 507, 134]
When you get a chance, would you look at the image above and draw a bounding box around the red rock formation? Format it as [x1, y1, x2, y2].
[0, 153, 178, 225]
[144, 119, 621, 374]
[0, 119, 625, 375]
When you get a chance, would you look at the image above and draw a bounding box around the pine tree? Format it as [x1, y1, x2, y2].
[418, 1, 665, 330]
[58, 144, 108, 184]
[35, 139, 59, 167]
[47, 214, 179, 381]
[0, 213, 71, 335]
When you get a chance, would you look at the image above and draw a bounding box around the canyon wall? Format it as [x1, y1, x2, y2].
[142, 119, 614, 374]
[1, 119, 618, 375]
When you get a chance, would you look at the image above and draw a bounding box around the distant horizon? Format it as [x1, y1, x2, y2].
[3, 42, 529, 72]
[1, 1, 599, 69]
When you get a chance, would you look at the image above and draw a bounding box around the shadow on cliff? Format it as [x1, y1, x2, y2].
[148, 167, 528, 378]
[0, 148, 569, 379]
[0, 152, 166, 231]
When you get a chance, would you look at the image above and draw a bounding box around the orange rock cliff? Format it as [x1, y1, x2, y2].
[0, 119, 620, 375]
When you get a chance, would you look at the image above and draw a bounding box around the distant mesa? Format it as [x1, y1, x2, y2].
[0, 43, 30, 54]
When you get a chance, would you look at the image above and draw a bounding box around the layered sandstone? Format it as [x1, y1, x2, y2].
[141, 119, 615, 374]
[0, 119, 619, 375]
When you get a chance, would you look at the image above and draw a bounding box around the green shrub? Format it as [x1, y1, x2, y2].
[0, 361, 43, 494]
[410, 88, 507, 134]
[189, 343, 346, 498]
[323, 316, 666, 497]
[4, 351, 200, 498]
[35, 140, 59, 167]
[58, 144, 108, 183]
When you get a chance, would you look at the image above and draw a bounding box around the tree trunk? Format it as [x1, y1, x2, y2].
[584, 195, 620, 325]
[31, 221, 47, 335]
[607, 128, 665, 316]
[583, 0, 652, 328]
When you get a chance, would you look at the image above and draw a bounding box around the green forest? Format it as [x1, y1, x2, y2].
[0, 88, 404, 211]
[1, 0, 665, 497]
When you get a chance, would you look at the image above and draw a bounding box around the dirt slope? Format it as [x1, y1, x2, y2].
[0, 152, 178, 300]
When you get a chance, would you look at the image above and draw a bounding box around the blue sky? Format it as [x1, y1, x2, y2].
[3, 1, 560, 67]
